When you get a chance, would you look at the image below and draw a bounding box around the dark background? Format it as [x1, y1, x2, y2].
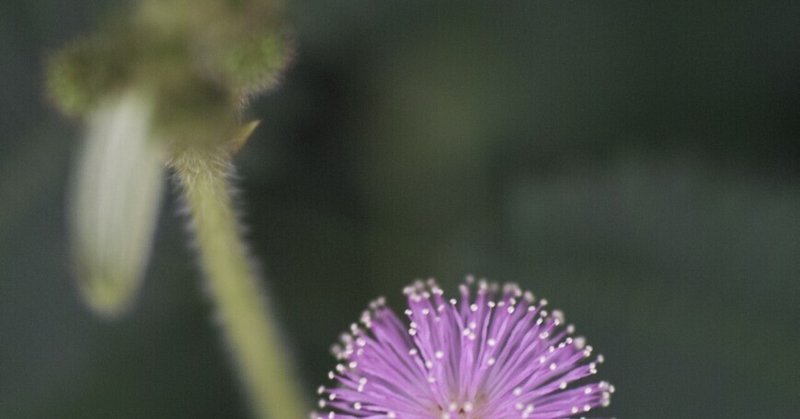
[1, 1, 799, 417]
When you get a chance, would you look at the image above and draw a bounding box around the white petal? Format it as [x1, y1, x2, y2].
[70, 90, 165, 317]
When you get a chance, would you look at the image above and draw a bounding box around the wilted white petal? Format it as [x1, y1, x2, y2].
[69, 90, 165, 317]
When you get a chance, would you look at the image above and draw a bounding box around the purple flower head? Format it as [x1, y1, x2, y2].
[314, 277, 614, 419]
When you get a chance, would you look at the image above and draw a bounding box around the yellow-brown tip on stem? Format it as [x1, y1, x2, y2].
[230, 120, 261, 154]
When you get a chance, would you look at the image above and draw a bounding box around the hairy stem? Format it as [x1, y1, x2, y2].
[171, 148, 306, 419]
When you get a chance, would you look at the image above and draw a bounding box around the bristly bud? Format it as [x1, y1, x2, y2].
[52, 0, 293, 318]
[46, 35, 131, 117]
[206, 30, 293, 98]
[47, 0, 292, 149]
[149, 73, 239, 152]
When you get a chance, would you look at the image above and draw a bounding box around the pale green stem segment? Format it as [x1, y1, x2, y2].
[171, 149, 306, 419]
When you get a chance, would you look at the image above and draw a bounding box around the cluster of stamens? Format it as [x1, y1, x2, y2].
[314, 277, 614, 418]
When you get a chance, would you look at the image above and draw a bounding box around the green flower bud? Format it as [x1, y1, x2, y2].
[46, 36, 130, 116]
[213, 31, 292, 96]
[149, 74, 239, 151]
[52, 0, 292, 314]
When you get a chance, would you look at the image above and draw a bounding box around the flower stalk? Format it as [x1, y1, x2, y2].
[171, 148, 306, 419]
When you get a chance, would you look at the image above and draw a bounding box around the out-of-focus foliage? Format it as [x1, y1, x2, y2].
[1, 0, 798, 418]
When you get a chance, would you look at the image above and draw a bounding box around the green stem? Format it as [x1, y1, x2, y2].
[171, 148, 306, 419]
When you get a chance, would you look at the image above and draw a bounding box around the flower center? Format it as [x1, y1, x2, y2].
[432, 398, 486, 419]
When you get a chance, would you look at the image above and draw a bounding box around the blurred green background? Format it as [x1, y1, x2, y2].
[2, 1, 799, 417]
